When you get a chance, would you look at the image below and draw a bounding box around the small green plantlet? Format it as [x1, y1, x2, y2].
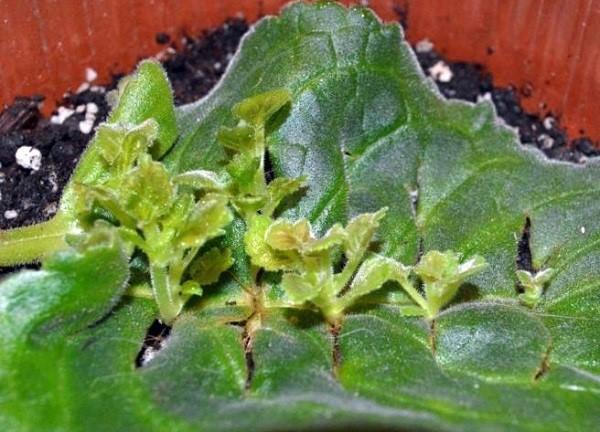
[74, 119, 233, 324]
[516, 268, 555, 307]
[216, 89, 303, 220]
[413, 250, 488, 318]
[214, 90, 311, 287]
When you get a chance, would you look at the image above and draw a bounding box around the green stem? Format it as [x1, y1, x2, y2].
[334, 256, 362, 297]
[0, 214, 71, 266]
[180, 246, 200, 273]
[94, 195, 137, 229]
[167, 247, 200, 299]
[254, 125, 267, 195]
[149, 263, 183, 324]
[397, 278, 431, 316]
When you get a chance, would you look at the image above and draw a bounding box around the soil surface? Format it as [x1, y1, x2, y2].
[415, 47, 599, 162]
[0, 18, 597, 235]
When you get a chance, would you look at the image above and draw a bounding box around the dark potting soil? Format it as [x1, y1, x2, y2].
[0, 18, 598, 236]
[414, 47, 599, 162]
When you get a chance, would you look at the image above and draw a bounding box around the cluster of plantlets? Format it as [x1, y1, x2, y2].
[72, 119, 233, 323]
[0, 62, 555, 327]
[58, 78, 496, 325]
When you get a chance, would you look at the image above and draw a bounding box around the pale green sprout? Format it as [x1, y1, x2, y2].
[188, 248, 234, 286]
[413, 250, 488, 318]
[74, 119, 233, 324]
[212, 90, 419, 324]
[183, 89, 306, 249]
[516, 268, 555, 307]
[207, 89, 474, 326]
[216, 89, 305, 219]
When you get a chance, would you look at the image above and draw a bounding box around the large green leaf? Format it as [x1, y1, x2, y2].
[0, 230, 132, 429]
[1, 2, 599, 431]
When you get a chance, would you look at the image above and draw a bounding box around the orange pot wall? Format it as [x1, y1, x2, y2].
[0, 0, 598, 141]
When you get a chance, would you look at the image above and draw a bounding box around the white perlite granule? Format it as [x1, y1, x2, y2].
[477, 92, 493, 103]
[86, 102, 99, 114]
[428, 61, 453, 83]
[537, 134, 554, 150]
[4, 210, 18, 220]
[76, 82, 90, 94]
[543, 116, 555, 130]
[15, 146, 42, 171]
[50, 106, 74, 124]
[79, 119, 94, 134]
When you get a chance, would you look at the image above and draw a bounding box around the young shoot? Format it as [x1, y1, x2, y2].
[74, 119, 233, 324]
[412, 250, 488, 318]
[181, 89, 306, 273]
[0, 60, 179, 267]
[216, 88, 303, 220]
[516, 268, 555, 307]
[341, 249, 488, 320]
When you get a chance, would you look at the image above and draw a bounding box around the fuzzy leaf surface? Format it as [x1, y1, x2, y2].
[2, 3, 600, 431]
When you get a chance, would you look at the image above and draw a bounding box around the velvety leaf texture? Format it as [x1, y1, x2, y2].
[1, 2, 599, 431]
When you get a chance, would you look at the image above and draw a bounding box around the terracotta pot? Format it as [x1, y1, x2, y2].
[1, 0, 598, 141]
